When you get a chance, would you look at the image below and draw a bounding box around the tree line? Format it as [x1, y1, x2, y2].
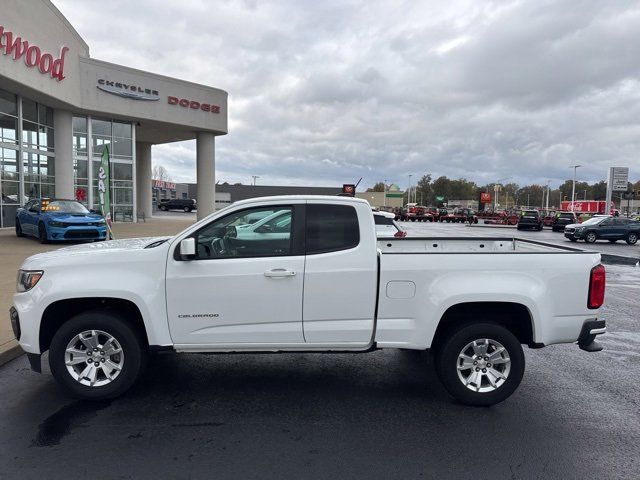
[365, 176, 640, 208]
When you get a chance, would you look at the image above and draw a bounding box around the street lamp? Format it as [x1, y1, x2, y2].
[408, 174, 413, 204]
[252, 175, 260, 186]
[570, 165, 581, 212]
[384, 179, 388, 207]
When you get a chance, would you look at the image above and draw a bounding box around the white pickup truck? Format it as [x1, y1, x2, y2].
[11, 196, 607, 406]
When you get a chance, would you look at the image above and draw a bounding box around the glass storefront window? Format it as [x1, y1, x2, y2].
[0, 90, 17, 117]
[91, 118, 111, 136]
[0, 114, 18, 144]
[113, 122, 132, 139]
[73, 116, 87, 133]
[22, 98, 38, 123]
[112, 137, 132, 158]
[0, 89, 55, 227]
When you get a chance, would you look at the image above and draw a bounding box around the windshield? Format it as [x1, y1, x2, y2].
[580, 217, 605, 226]
[42, 200, 90, 214]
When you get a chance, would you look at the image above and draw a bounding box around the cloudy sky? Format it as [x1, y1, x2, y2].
[53, 0, 640, 190]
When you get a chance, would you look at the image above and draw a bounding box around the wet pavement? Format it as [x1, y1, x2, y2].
[1, 265, 639, 479]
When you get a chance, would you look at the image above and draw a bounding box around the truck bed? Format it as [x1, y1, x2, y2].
[377, 237, 587, 254]
[374, 236, 601, 350]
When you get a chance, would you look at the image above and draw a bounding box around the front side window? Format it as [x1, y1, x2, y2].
[193, 206, 294, 259]
[306, 204, 359, 254]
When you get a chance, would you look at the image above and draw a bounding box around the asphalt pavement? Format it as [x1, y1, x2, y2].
[1, 265, 638, 479]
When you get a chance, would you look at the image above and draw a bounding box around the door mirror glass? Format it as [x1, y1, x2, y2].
[180, 238, 196, 258]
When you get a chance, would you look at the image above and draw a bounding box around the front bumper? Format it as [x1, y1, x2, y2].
[577, 319, 606, 352]
[564, 229, 584, 240]
[9, 306, 20, 340]
[48, 225, 107, 241]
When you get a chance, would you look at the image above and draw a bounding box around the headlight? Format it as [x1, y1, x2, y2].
[17, 270, 44, 292]
[49, 221, 64, 227]
[97, 219, 106, 225]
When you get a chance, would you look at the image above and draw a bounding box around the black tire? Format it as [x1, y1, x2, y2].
[49, 311, 147, 400]
[183, 206, 191, 212]
[160, 205, 167, 211]
[516, 225, 522, 231]
[584, 231, 597, 243]
[436, 323, 525, 406]
[626, 232, 638, 245]
[38, 222, 49, 244]
[15, 219, 24, 237]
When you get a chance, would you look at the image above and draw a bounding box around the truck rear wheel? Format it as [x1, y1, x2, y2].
[49, 311, 147, 400]
[435, 323, 525, 406]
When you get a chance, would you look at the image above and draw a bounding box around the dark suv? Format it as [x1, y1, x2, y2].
[564, 216, 640, 244]
[158, 198, 197, 212]
[552, 212, 580, 232]
[517, 210, 543, 231]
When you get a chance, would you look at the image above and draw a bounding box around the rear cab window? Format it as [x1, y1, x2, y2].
[306, 204, 359, 254]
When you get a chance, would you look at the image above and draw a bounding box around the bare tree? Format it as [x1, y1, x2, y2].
[152, 165, 172, 182]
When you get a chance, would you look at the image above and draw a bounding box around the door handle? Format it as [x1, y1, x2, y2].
[264, 268, 296, 278]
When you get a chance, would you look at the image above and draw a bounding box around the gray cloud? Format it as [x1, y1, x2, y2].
[54, 0, 640, 189]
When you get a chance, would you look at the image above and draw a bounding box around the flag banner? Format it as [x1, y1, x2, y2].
[98, 146, 114, 239]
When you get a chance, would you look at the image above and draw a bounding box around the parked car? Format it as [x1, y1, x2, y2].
[564, 216, 640, 244]
[517, 210, 543, 231]
[373, 210, 406, 238]
[552, 212, 580, 232]
[15, 199, 107, 243]
[13, 196, 605, 406]
[158, 198, 196, 212]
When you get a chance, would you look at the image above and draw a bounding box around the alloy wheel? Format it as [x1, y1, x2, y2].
[65, 329, 124, 387]
[456, 338, 511, 393]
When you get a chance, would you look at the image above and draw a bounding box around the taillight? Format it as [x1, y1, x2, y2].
[409, 207, 416, 213]
[588, 264, 605, 309]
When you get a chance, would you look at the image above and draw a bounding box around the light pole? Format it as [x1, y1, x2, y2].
[570, 165, 581, 212]
[408, 174, 413, 204]
[546, 180, 551, 210]
[252, 175, 260, 186]
[383, 179, 388, 207]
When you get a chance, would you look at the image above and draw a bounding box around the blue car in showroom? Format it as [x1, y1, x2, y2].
[15, 199, 107, 243]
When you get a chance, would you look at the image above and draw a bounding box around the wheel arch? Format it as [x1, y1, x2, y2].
[431, 302, 535, 353]
[39, 297, 149, 353]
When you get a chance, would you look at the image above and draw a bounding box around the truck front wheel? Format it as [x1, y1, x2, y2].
[435, 323, 525, 406]
[49, 311, 147, 400]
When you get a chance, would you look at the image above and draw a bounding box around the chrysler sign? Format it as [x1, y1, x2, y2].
[97, 79, 160, 101]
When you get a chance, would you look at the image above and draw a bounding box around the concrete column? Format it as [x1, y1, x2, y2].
[135, 142, 153, 219]
[196, 132, 215, 220]
[53, 109, 74, 199]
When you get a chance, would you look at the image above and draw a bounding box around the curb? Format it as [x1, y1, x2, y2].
[0, 342, 23, 367]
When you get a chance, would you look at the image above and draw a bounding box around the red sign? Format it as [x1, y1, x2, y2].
[75, 187, 87, 202]
[342, 184, 356, 196]
[153, 179, 176, 189]
[0, 25, 68, 81]
[560, 201, 614, 214]
[168, 96, 221, 114]
[480, 192, 492, 203]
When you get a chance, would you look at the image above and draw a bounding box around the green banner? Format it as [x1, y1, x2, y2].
[98, 146, 113, 239]
[435, 196, 445, 202]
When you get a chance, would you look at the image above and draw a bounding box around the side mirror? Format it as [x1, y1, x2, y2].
[179, 238, 196, 259]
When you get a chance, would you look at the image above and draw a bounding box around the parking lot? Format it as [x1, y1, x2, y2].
[0, 218, 639, 478]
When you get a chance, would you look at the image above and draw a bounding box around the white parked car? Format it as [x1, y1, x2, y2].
[11, 196, 606, 406]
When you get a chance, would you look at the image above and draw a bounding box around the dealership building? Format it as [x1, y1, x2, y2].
[0, 0, 227, 227]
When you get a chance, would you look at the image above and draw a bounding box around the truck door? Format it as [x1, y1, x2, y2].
[165, 203, 306, 346]
[302, 202, 378, 345]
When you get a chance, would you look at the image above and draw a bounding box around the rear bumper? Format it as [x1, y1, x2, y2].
[578, 319, 606, 352]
